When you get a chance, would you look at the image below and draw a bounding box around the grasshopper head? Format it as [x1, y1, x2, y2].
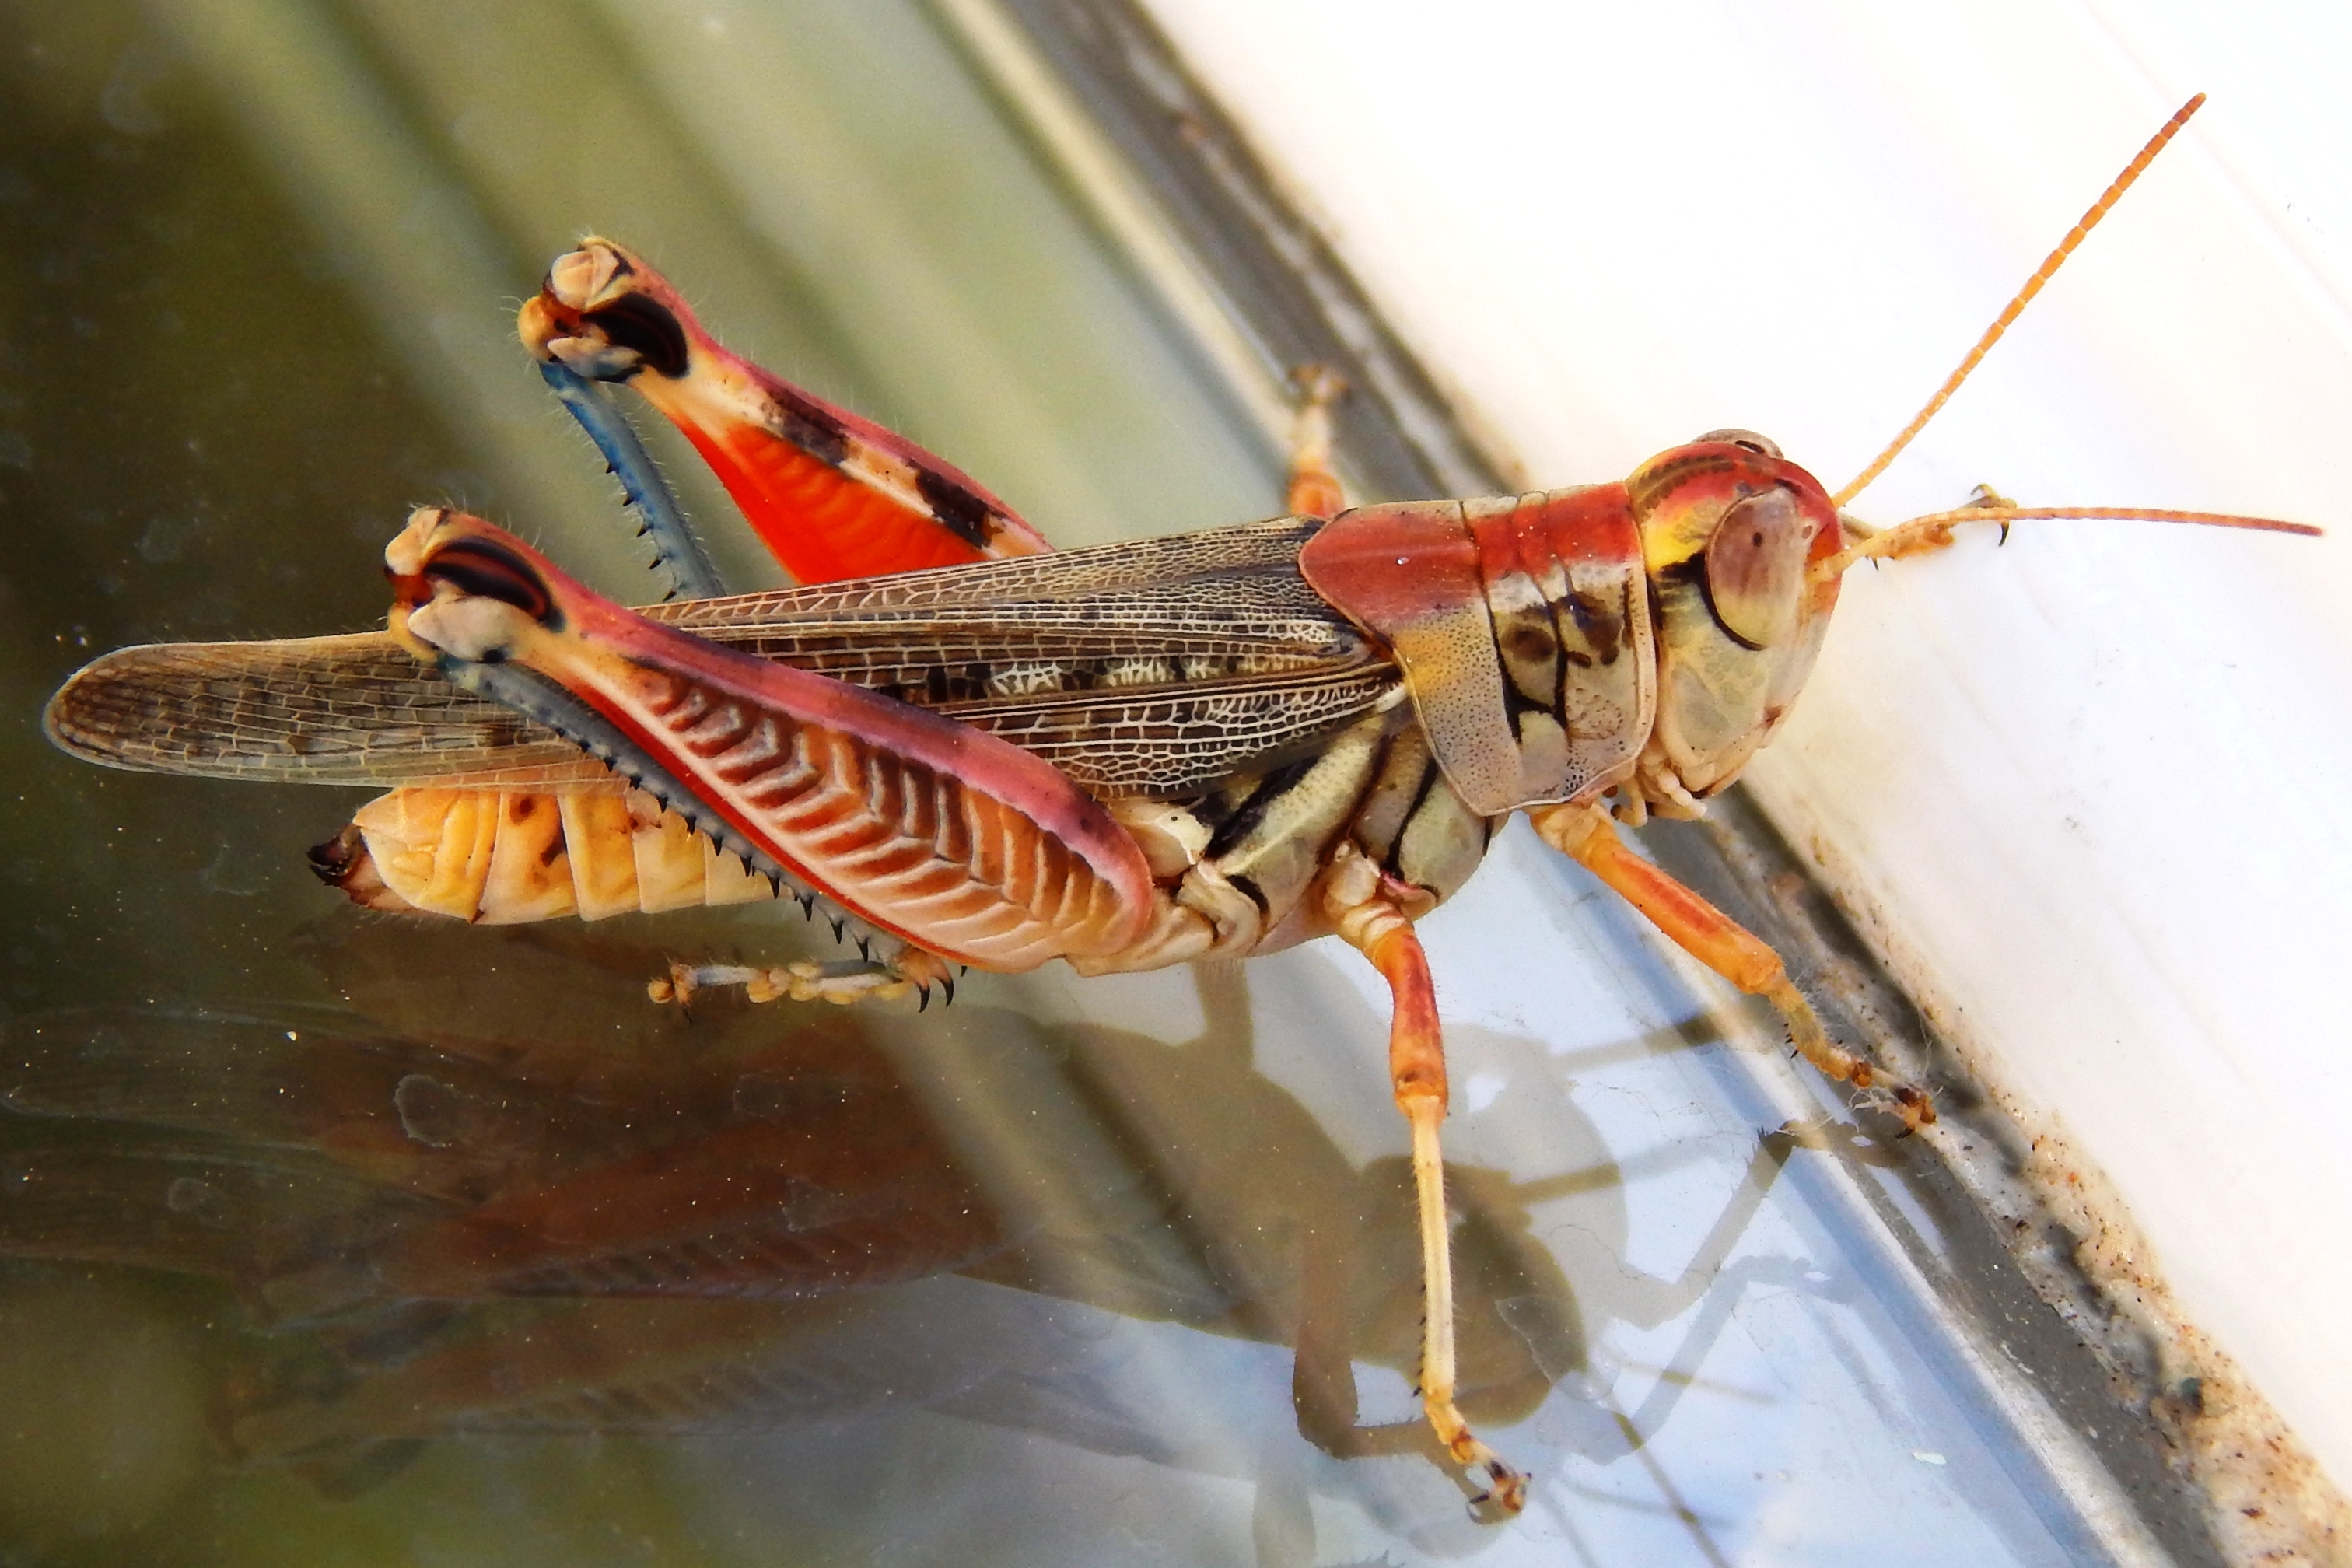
[1622, 434, 1847, 811]
[1615, 426, 2319, 824]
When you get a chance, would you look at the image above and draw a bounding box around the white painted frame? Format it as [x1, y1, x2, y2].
[1143, 0, 2352, 1501]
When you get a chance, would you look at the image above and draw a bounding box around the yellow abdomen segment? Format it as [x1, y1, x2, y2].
[314, 786, 774, 924]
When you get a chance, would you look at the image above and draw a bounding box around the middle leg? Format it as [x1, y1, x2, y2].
[1322, 847, 1529, 1512]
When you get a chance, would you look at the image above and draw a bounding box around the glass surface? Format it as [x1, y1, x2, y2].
[0, 3, 2188, 1563]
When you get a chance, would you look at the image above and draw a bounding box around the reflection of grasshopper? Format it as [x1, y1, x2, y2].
[40, 99, 2315, 1510]
[0, 933, 1591, 1508]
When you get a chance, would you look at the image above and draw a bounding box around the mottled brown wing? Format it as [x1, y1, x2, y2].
[44, 632, 598, 789]
[47, 520, 1403, 800]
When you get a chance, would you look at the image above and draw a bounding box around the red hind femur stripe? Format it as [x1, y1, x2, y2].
[388, 509, 1152, 970]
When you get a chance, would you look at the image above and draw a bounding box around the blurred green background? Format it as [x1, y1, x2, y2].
[1, 0, 1280, 1020]
[0, 1, 1283, 1559]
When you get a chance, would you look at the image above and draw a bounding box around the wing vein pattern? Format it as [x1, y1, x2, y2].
[48, 519, 1403, 799]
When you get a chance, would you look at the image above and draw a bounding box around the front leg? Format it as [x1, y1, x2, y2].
[1530, 800, 1933, 1129]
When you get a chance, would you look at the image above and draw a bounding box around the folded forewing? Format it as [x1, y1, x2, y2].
[50, 520, 1402, 799]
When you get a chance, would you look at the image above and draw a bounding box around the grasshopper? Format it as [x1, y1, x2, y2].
[41, 96, 2315, 1513]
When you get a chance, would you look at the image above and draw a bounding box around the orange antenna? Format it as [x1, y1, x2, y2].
[1832, 94, 2206, 510]
[1814, 503, 2319, 583]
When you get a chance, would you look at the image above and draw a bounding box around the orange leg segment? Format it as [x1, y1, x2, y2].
[1326, 855, 1529, 1513]
[1530, 801, 1932, 1129]
[1284, 367, 1348, 520]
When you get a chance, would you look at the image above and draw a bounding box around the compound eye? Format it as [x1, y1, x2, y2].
[1692, 428, 1783, 459]
[1703, 486, 1816, 649]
